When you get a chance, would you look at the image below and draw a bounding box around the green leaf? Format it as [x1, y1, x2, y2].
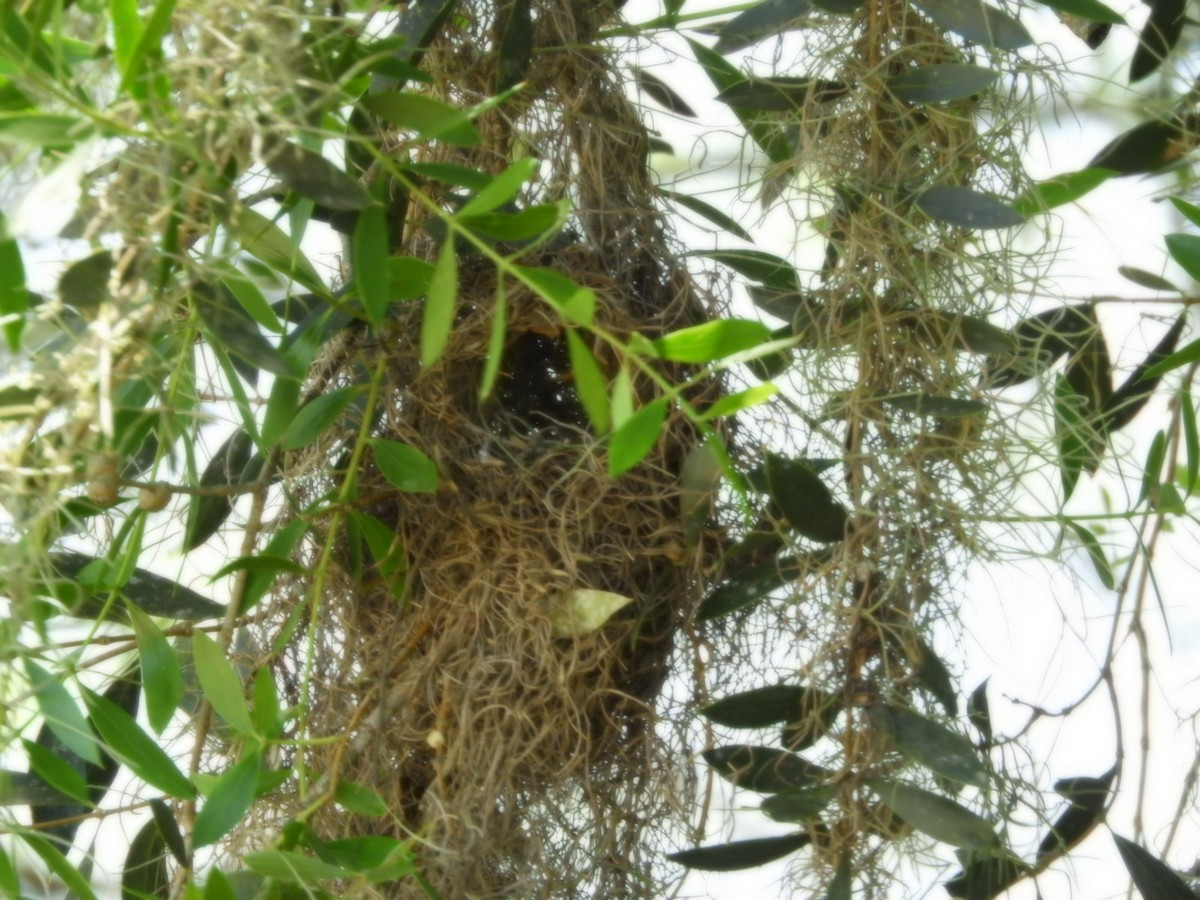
[185, 428, 254, 551]
[458, 158, 538, 217]
[826, 859, 852, 899]
[360, 91, 480, 146]
[221, 274, 282, 333]
[193, 281, 297, 379]
[193, 750, 261, 848]
[82, 687, 196, 798]
[59, 250, 112, 309]
[1068, 521, 1114, 589]
[1113, 834, 1196, 899]
[1011, 168, 1115, 217]
[1166, 232, 1200, 284]
[703, 745, 828, 793]
[1033, 0, 1124, 23]
[871, 781, 998, 849]
[917, 186, 1024, 230]
[608, 398, 668, 476]
[24, 660, 101, 765]
[766, 454, 848, 543]
[630, 65, 696, 117]
[1183, 384, 1198, 497]
[0, 236, 26, 350]
[117, 0, 177, 98]
[1055, 375, 1097, 500]
[279, 386, 359, 451]
[228, 207, 323, 293]
[461, 203, 562, 241]
[354, 203, 390, 327]
[714, 76, 846, 112]
[240, 519, 308, 615]
[479, 282, 507, 399]
[0, 111, 91, 147]
[697, 249, 800, 292]
[127, 603, 182, 734]
[652, 319, 772, 363]
[495, 0, 532, 91]
[1171, 196, 1200, 228]
[967, 679, 991, 745]
[1036, 770, 1114, 861]
[251, 667, 281, 740]
[514, 266, 595, 325]
[1129, 0, 1185, 82]
[1088, 117, 1199, 176]
[422, 238, 457, 367]
[389, 256, 436, 300]
[242, 849, 353, 884]
[713, 0, 814, 54]
[267, 142, 372, 211]
[701, 384, 780, 421]
[875, 705, 989, 787]
[0, 843, 18, 898]
[23, 738, 89, 804]
[668, 834, 811, 871]
[370, 439, 439, 493]
[1140, 429, 1167, 505]
[886, 65, 999, 103]
[697, 554, 809, 621]
[885, 393, 988, 418]
[191, 631, 256, 737]
[701, 684, 810, 728]
[658, 189, 753, 241]
[1118, 265, 1178, 293]
[565, 329, 610, 433]
[916, 639, 958, 715]
[21, 833, 98, 900]
[761, 785, 837, 822]
[335, 781, 389, 817]
[910, 0, 1033, 48]
[122, 814, 170, 900]
[548, 588, 634, 638]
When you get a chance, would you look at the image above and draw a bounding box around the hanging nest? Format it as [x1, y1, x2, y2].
[243, 3, 723, 897]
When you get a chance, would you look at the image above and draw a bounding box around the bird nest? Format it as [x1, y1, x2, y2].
[251, 240, 717, 899]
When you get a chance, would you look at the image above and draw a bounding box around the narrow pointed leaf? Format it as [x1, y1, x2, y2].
[715, 76, 847, 111]
[24, 660, 101, 765]
[1108, 313, 1186, 429]
[1012, 167, 1115, 217]
[761, 785, 836, 822]
[871, 780, 998, 849]
[910, 0, 1033, 48]
[713, 0, 813, 54]
[371, 439, 439, 493]
[658, 188, 754, 241]
[918, 186, 1024, 230]
[361, 92, 480, 146]
[766, 454, 848, 543]
[266, 143, 372, 211]
[698, 249, 800, 292]
[127, 603, 182, 733]
[565, 330, 610, 433]
[82, 688, 196, 798]
[1113, 834, 1195, 899]
[496, 0, 532, 91]
[422, 239, 457, 367]
[668, 833, 811, 871]
[59, 250, 112, 309]
[1036, 769, 1114, 861]
[1118, 266, 1178, 292]
[228, 207, 323, 292]
[609, 398, 668, 476]
[354, 203, 390, 327]
[875, 705, 988, 787]
[886, 65, 999, 103]
[193, 751, 262, 848]
[548, 589, 633, 638]
[967, 679, 992, 744]
[630, 65, 696, 116]
[191, 631, 255, 737]
[279, 386, 359, 451]
[697, 554, 806, 620]
[185, 428, 254, 551]
[703, 745, 828, 793]
[1129, 0, 1185, 81]
[1088, 117, 1199, 176]
[1068, 521, 1114, 589]
[653, 319, 772, 363]
[122, 815, 170, 899]
[701, 684, 810, 728]
[1033, 0, 1124, 23]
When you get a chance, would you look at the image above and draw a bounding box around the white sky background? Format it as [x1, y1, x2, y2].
[6, 0, 1200, 897]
